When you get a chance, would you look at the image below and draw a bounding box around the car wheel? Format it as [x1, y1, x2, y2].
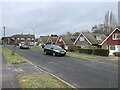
[53, 52, 56, 56]
[44, 51, 47, 55]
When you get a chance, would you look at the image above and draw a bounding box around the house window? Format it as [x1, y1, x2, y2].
[109, 45, 115, 50]
[32, 38, 34, 40]
[95, 36, 101, 40]
[21, 38, 25, 40]
[17, 38, 20, 40]
[80, 36, 84, 41]
[112, 34, 120, 40]
[27, 38, 30, 40]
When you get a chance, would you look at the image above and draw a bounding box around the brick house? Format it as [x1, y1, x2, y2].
[73, 32, 106, 49]
[55, 35, 77, 49]
[46, 35, 58, 44]
[99, 27, 120, 55]
[10, 34, 35, 45]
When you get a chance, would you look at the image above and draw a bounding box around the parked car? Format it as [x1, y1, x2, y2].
[44, 44, 66, 56]
[113, 52, 120, 56]
[20, 43, 29, 49]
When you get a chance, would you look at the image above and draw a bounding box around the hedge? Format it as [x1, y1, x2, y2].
[79, 48, 109, 56]
[68, 45, 78, 52]
[93, 49, 109, 56]
[79, 49, 93, 54]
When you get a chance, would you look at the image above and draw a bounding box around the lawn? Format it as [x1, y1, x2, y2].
[2, 47, 26, 64]
[19, 73, 71, 88]
[67, 52, 97, 61]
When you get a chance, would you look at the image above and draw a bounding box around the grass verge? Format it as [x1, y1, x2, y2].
[19, 73, 71, 88]
[67, 52, 97, 61]
[2, 47, 26, 64]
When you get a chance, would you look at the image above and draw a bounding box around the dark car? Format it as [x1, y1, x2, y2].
[44, 44, 66, 56]
[20, 43, 29, 49]
[113, 52, 120, 56]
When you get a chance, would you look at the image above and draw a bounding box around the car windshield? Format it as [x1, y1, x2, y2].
[52, 45, 62, 49]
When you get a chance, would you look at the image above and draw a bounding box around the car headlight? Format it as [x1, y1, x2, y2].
[54, 50, 60, 53]
[63, 50, 66, 53]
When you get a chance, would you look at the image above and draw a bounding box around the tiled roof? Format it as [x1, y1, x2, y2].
[61, 35, 74, 45]
[11, 34, 35, 38]
[40, 36, 49, 43]
[82, 32, 107, 44]
[50, 36, 58, 43]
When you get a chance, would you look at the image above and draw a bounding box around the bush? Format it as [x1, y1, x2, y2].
[41, 44, 45, 48]
[79, 48, 109, 56]
[68, 45, 78, 52]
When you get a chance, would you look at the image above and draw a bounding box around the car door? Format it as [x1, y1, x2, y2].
[48, 45, 54, 54]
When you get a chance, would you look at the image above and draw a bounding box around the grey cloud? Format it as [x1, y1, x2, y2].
[1, 2, 118, 38]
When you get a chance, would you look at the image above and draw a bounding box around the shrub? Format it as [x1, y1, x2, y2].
[41, 44, 45, 48]
[68, 45, 78, 52]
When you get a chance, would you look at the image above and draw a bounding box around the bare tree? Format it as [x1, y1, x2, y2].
[12, 39, 17, 55]
[91, 11, 117, 36]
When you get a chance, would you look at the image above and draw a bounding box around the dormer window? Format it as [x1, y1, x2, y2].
[95, 36, 101, 40]
[112, 34, 120, 40]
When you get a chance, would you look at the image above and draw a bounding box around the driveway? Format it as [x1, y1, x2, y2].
[6, 45, 118, 88]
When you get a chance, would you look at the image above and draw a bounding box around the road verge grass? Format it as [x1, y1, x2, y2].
[19, 73, 71, 88]
[66, 52, 97, 61]
[2, 47, 26, 64]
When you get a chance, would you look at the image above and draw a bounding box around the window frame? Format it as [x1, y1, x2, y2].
[109, 45, 115, 50]
[112, 33, 120, 40]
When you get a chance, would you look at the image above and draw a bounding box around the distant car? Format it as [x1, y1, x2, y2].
[44, 44, 66, 56]
[113, 52, 120, 56]
[20, 43, 29, 49]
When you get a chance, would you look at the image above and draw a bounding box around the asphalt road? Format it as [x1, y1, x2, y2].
[6, 45, 118, 88]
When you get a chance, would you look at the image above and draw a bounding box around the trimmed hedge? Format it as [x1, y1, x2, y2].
[79, 49, 93, 54]
[93, 49, 109, 56]
[68, 45, 78, 52]
[79, 48, 109, 56]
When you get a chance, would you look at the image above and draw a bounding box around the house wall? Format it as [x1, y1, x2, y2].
[101, 29, 120, 55]
[75, 35, 91, 49]
[102, 29, 120, 48]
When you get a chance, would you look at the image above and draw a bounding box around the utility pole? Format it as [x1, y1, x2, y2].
[3, 26, 5, 47]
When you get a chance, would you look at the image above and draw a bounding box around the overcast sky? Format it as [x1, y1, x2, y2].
[1, 1, 118, 38]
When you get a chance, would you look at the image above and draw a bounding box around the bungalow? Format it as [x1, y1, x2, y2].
[73, 32, 106, 49]
[47, 35, 58, 44]
[99, 27, 120, 55]
[39, 36, 49, 45]
[55, 35, 76, 49]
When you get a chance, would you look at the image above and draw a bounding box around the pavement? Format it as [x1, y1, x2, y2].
[2, 54, 20, 88]
[1, 47, 43, 89]
[6, 45, 118, 88]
